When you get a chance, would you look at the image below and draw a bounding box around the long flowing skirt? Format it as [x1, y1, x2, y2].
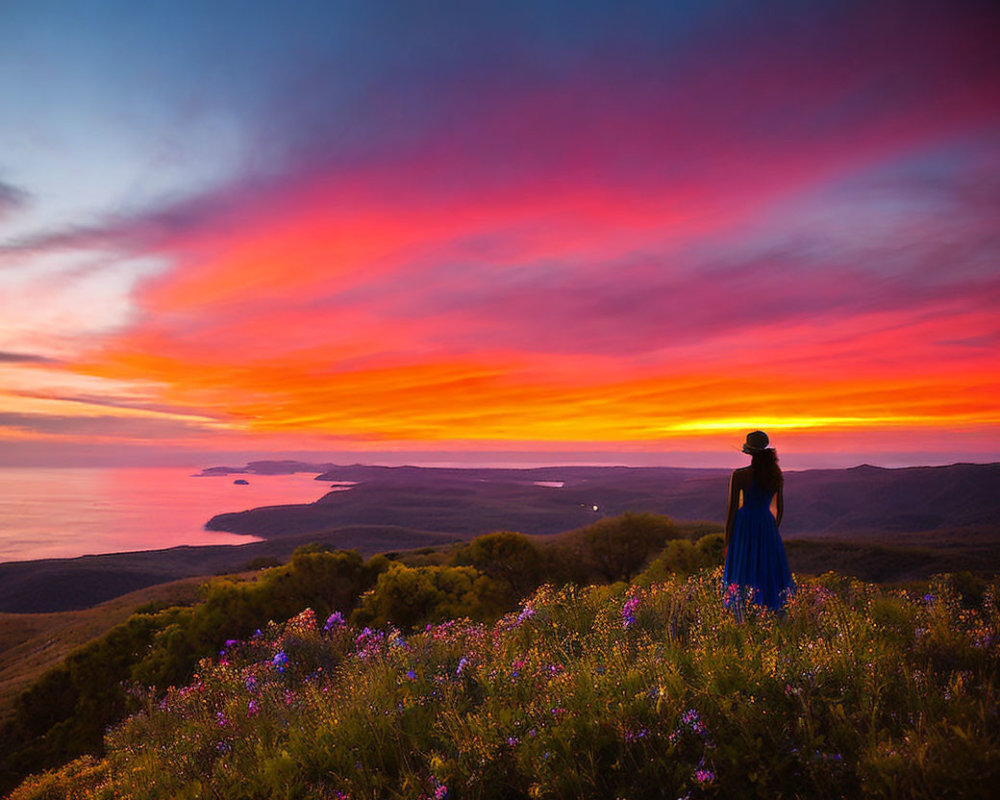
[723, 506, 795, 614]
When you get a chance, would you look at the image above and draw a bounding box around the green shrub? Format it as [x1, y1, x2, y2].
[352, 563, 506, 629]
[634, 533, 724, 587]
[560, 512, 682, 583]
[453, 531, 544, 603]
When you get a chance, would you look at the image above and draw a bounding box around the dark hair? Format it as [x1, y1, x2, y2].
[750, 449, 783, 494]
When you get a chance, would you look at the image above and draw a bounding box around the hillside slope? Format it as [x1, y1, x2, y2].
[0, 525, 462, 613]
[9, 570, 999, 799]
[0, 579, 204, 725]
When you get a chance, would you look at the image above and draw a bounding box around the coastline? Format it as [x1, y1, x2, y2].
[1, 461, 997, 613]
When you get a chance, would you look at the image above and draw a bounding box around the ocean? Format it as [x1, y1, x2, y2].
[0, 467, 338, 564]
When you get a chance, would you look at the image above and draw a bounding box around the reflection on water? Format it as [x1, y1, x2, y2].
[0, 467, 334, 563]
[532, 481, 565, 488]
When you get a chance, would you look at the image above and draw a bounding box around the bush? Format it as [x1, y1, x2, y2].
[563, 512, 682, 583]
[352, 563, 507, 629]
[454, 531, 544, 603]
[634, 534, 725, 587]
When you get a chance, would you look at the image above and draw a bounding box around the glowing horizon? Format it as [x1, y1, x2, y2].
[1, 1, 998, 468]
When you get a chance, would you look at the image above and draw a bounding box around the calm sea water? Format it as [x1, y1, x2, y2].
[0, 467, 339, 563]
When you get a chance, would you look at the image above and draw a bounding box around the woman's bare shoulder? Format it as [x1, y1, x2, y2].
[731, 467, 752, 484]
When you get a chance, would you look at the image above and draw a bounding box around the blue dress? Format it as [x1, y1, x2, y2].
[723, 478, 795, 613]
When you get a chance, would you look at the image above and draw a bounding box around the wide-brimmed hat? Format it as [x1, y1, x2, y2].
[741, 430, 771, 454]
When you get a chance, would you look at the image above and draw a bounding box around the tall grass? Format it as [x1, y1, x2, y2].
[10, 568, 999, 799]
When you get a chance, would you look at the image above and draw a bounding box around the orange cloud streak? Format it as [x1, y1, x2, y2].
[55, 62, 1000, 460]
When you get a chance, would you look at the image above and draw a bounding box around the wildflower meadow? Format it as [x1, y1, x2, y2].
[9, 567, 999, 799]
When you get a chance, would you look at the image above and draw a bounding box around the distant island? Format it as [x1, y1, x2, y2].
[194, 460, 339, 477]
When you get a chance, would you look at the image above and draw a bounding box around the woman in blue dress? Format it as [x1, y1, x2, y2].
[723, 430, 795, 616]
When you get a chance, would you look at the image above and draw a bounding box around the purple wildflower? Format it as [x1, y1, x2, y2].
[694, 769, 715, 784]
[429, 776, 449, 799]
[324, 611, 346, 631]
[247, 699, 259, 717]
[272, 650, 289, 672]
[679, 708, 709, 737]
[354, 627, 386, 660]
[622, 594, 641, 628]
[624, 727, 650, 742]
[456, 656, 469, 676]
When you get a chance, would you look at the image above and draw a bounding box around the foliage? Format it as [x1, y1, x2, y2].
[560, 512, 683, 583]
[634, 534, 725, 587]
[352, 563, 507, 630]
[0, 550, 387, 795]
[454, 531, 544, 603]
[10, 569, 999, 799]
[1, 514, 681, 794]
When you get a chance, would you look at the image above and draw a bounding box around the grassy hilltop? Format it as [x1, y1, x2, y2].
[7, 557, 1000, 798]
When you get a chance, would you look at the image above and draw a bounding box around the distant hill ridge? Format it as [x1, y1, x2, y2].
[206, 461, 1000, 539]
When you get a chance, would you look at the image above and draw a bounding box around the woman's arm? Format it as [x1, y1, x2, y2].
[724, 472, 740, 548]
[774, 483, 784, 530]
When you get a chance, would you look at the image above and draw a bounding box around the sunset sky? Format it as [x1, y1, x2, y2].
[1, 0, 998, 469]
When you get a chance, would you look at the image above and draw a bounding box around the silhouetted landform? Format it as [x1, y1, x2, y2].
[194, 460, 336, 477]
[0, 526, 462, 613]
[233, 479, 249, 485]
[3, 462, 997, 614]
[784, 525, 1000, 582]
[206, 461, 1000, 539]
[0, 578, 206, 726]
